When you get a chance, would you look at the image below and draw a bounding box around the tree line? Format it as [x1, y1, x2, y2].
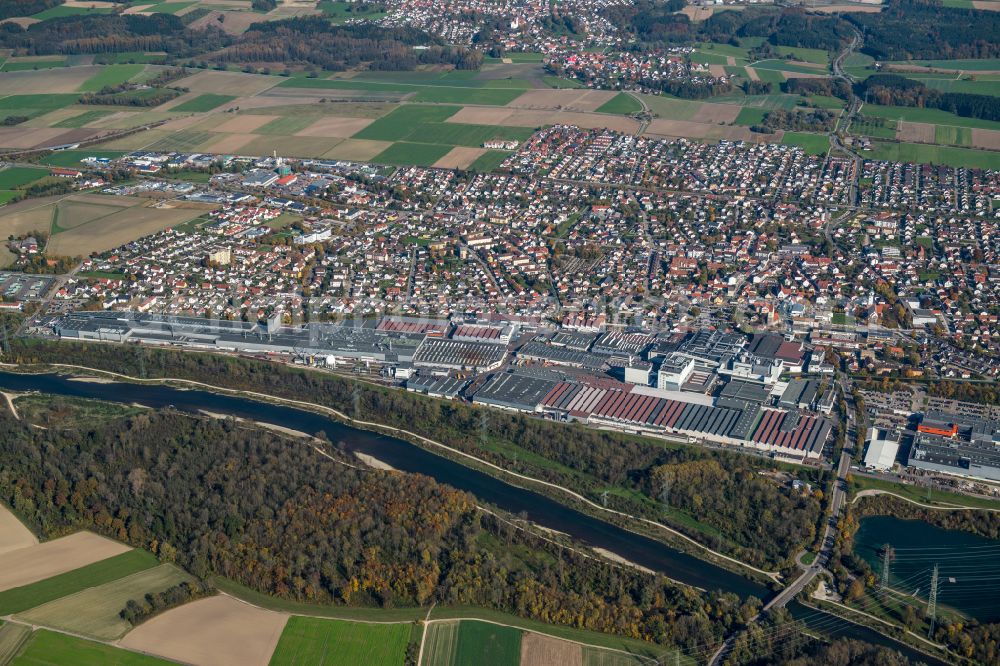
[119, 580, 215, 627]
[858, 74, 1000, 122]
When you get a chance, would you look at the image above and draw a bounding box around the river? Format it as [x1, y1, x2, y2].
[0, 370, 953, 665]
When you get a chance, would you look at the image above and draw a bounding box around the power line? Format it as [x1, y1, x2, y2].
[928, 563, 939, 639]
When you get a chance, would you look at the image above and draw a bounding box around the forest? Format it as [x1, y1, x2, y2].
[753, 109, 836, 133]
[216, 18, 482, 71]
[4, 337, 826, 570]
[0, 14, 480, 72]
[847, 0, 1000, 61]
[858, 74, 1000, 122]
[603, 5, 853, 51]
[783, 77, 852, 101]
[0, 405, 758, 650]
[0, 0, 61, 20]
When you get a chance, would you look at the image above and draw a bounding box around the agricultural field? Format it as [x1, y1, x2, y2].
[886, 58, 1000, 71]
[0, 531, 132, 594]
[0, 623, 32, 665]
[52, 109, 115, 128]
[423, 620, 522, 666]
[865, 140, 1000, 170]
[595, 93, 643, 115]
[747, 67, 785, 84]
[170, 94, 239, 113]
[10, 629, 173, 666]
[318, 0, 388, 23]
[781, 132, 830, 155]
[78, 64, 147, 93]
[0, 58, 67, 72]
[15, 564, 193, 640]
[909, 75, 1000, 97]
[862, 104, 1000, 130]
[581, 647, 649, 666]
[269, 616, 410, 666]
[0, 168, 48, 190]
[372, 142, 453, 167]
[353, 105, 461, 141]
[734, 107, 768, 126]
[468, 150, 511, 173]
[0, 504, 37, 557]
[852, 117, 898, 139]
[520, 632, 582, 666]
[775, 46, 830, 66]
[0, 549, 159, 616]
[0, 94, 81, 120]
[119, 594, 288, 666]
[935, 125, 973, 146]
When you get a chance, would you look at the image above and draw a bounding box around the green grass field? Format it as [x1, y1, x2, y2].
[452, 621, 521, 666]
[852, 117, 897, 139]
[145, 130, 217, 152]
[53, 110, 113, 128]
[79, 64, 147, 93]
[635, 95, 702, 120]
[0, 191, 19, 206]
[911, 76, 1000, 98]
[29, 5, 114, 19]
[410, 87, 524, 105]
[0, 59, 66, 72]
[781, 132, 830, 155]
[484, 52, 546, 63]
[595, 93, 643, 115]
[734, 107, 767, 126]
[748, 67, 785, 84]
[862, 104, 1000, 130]
[543, 75, 583, 89]
[16, 564, 193, 641]
[0, 94, 81, 120]
[0, 549, 159, 616]
[775, 46, 830, 66]
[750, 59, 826, 75]
[804, 95, 847, 110]
[467, 150, 510, 173]
[144, 1, 196, 14]
[886, 58, 1000, 71]
[318, 0, 388, 22]
[690, 50, 731, 65]
[94, 52, 170, 65]
[0, 167, 48, 190]
[934, 125, 972, 146]
[695, 42, 750, 60]
[850, 475, 1000, 510]
[353, 105, 461, 141]
[170, 94, 237, 113]
[269, 617, 409, 666]
[11, 629, 173, 666]
[371, 142, 452, 166]
[866, 140, 1000, 169]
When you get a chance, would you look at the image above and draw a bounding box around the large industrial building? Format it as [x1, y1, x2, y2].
[907, 412, 1000, 481]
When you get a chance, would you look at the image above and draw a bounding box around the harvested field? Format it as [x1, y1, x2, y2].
[0, 623, 32, 665]
[697, 103, 741, 123]
[972, 0, 1000, 9]
[296, 116, 375, 137]
[47, 202, 204, 256]
[0, 196, 63, 238]
[433, 146, 487, 169]
[156, 114, 216, 132]
[119, 594, 288, 666]
[0, 17, 40, 27]
[53, 199, 129, 232]
[521, 632, 583, 666]
[644, 119, 774, 142]
[172, 70, 281, 96]
[187, 10, 263, 34]
[238, 134, 342, 157]
[0, 67, 99, 94]
[16, 564, 192, 640]
[322, 138, 393, 160]
[214, 114, 279, 133]
[896, 121, 936, 144]
[582, 647, 648, 666]
[708, 64, 728, 77]
[0, 503, 37, 556]
[204, 133, 260, 153]
[971, 128, 1000, 150]
[681, 4, 715, 20]
[0, 532, 131, 593]
[0, 128, 76, 150]
[444, 107, 515, 125]
[507, 89, 617, 111]
[744, 67, 760, 82]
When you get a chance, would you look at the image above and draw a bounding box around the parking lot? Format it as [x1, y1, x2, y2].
[0, 272, 54, 302]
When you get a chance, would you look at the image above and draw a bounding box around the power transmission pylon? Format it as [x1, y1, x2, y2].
[927, 563, 939, 638]
[879, 543, 892, 589]
[601, 490, 609, 508]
